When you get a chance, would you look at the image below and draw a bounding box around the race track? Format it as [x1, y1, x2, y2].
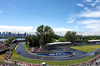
[15, 42, 94, 60]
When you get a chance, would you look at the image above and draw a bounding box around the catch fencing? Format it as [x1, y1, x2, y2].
[4, 43, 100, 66]
[8, 54, 100, 66]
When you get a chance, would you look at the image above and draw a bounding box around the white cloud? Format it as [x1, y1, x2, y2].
[74, 26, 78, 29]
[83, 0, 92, 2]
[78, 11, 100, 18]
[67, 0, 100, 35]
[67, 13, 79, 23]
[68, 19, 76, 23]
[90, 0, 100, 7]
[95, 0, 100, 3]
[53, 28, 73, 35]
[0, 25, 34, 33]
[79, 19, 100, 32]
[77, 31, 100, 35]
[85, 23, 100, 29]
[83, 7, 91, 12]
[80, 19, 100, 24]
[77, 3, 84, 7]
[0, 25, 74, 35]
[90, 3, 96, 7]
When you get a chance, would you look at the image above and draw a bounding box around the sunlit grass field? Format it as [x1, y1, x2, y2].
[10, 49, 97, 66]
[24, 43, 31, 52]
[71, 45, 100, 52]
[9, 44, 99, 65]
[0, 53, 6, 64]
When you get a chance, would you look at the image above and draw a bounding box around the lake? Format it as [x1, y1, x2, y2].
[0, 38, 25, 41]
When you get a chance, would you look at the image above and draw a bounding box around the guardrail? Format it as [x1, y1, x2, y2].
[5, 53, 100, 66]
[4, 43, 100, 66]
[4, 43, 42, 66]
[9, 43, 17, 52]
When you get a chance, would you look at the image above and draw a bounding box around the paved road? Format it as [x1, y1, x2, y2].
[15, 42, 95, 61]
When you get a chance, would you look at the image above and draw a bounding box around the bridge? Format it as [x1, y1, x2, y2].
[0, 39, 25, 53]
[11, 40, 25, 43]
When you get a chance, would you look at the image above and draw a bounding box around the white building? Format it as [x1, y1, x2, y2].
[88, 40, 100, 44]
[46, 42, 71, 47]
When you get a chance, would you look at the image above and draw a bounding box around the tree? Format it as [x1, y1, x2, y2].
[58, 37, 66, 42]
[31, 35, 39, 47]
[25, 36, 31, 43]
[52, 38, 56, 42]
[36, 25, 54, 47]
[25, 36, 39, 47]
[53, 34, 60, 40]
[64, 31, 77, 44]
[5, 37, 15, 44]
[76, 35, 83, 41]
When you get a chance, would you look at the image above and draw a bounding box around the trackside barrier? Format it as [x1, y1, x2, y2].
[42, 62, 46, 66]
[4, 43, 100, 66]
[5, 55, 100, 66]
[77, 51, 100, 66]
[4, 52, 100, 66]
[10, 43, 18, 52]
[4, 43, 42, 66]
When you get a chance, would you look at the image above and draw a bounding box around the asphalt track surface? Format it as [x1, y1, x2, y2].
[15, 42, 94, 61]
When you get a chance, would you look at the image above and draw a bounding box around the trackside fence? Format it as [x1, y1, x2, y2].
[7, 54, 100, 66]
[4, 43, 100, 66]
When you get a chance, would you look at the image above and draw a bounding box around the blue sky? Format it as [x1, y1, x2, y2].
[0, 0, 100, 35]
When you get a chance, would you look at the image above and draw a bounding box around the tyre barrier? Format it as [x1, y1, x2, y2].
[4, 51, 100, 66]
[77, 55, 100, 66]
[4, 46, 100, 66]
[4, 51, 42, 66]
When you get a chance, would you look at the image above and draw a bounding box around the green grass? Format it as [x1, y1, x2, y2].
[24, 43, 29, 52]
[71, 45, 100, 52]
[9, 43, 99, 66]
[0, 53, 6, 64]
[10, 45, 21, 58]
[10, 53, 97, 66]
[24, 43, 32, 52]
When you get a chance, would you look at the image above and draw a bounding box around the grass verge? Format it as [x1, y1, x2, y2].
[9, 43, 98, 66]
[24, 43, 32, 52]
[71, 45, 100, 52]
[0, 53, 6, 64]
[10, 54, 97, 66]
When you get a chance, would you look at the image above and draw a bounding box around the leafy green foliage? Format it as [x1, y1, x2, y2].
[5, 37, 15, 43]
[76, 35, 83, 41]
[64, 31, 77, 44]
[25, 35, 39, 47]
[25, 25, 54, 47]
[36, 25, 54, 46]
[83, 36, 100, 43]
[52, 38, 56, 42]
[58, 37, 66, 42]
[53, 34, 60, 40]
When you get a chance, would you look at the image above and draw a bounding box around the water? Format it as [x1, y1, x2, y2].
[17, 38, 25, 40]
[0, 38, 25, 41]
[0, 38, 7, 41]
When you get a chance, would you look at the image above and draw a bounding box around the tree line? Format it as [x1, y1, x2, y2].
[25, 25, 82, 48]
[3, 25, 100, 47]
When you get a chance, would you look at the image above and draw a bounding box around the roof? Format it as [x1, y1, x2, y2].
[46, 42, 71, 46]
[88, 40, 100, 42]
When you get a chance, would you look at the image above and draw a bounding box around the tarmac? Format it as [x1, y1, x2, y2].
[15, 42, 96, 61]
